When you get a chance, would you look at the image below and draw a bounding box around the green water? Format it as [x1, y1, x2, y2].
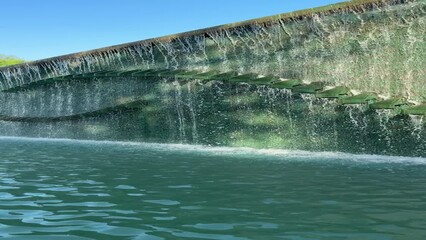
[0, 137, 425, 239]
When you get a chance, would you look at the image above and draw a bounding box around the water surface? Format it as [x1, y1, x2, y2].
[0, 137, 425, 239]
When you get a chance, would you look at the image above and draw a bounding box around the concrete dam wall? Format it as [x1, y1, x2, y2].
[0, 0, 425, 157]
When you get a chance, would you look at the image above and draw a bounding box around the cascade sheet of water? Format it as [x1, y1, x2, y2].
[0, 0, 424, 100]
[0, 0, 425, 157]
[0, 76, 424, 157]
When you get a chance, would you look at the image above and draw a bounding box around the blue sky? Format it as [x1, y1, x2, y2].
[1, 0, 345, 61]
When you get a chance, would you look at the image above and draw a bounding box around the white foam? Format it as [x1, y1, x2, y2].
[0, 136, 425, 164]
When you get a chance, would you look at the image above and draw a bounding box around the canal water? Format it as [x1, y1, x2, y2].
[0, 137, 425, 239]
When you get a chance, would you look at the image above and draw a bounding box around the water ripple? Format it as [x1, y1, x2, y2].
[0, 137, 425, 239]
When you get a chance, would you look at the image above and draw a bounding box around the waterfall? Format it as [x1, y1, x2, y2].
[0, 0, 424, 101]
[0, 0, 424, 157]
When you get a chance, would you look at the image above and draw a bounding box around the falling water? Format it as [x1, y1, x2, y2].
[0, 0, 424, 157]
[0, 0, 424, 100]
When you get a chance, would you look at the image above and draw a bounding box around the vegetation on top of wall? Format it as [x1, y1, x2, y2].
[0, 55, 24, 67]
